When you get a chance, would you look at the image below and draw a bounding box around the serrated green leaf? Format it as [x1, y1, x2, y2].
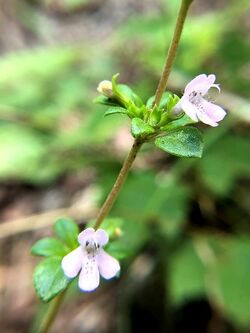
[104, 106, 128, 117]
[155, 126, 203, 158]
[54, 218, 79, 249]
[34, 257, 70, 302]
[31, 237, 69, 257]
[131, 117, 155, 139]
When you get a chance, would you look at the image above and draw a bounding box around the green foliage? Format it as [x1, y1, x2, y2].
[0, 124, 47, 179]
[214, 237, 250, 327]
[155, 127, 203, 158]
[32, 218, 80, 302]
[146, 92, 172, 110]
[131, 118, 155, 139]
[87, 217, 123, 239]
[34, 257, 69, 302]
[2, 1, 249, 329]
[169, 235, 250, 328]
[109, 171, 190, 239]
[56, 0, 90, 11]
[92, 218, 128, 260]
[104, 106, 128, 117]
[199, 133, 250, 195]
[54, 218, 79, 249]
[31, 238, 69, 257]
[161, 114, 195, 131]
[169, 239, 206, 305]
[0, 46, 125, 184]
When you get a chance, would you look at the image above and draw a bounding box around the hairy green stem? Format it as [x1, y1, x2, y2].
[38, 289, 67, 333]
[94, 139, 143, 229]
[153, 0, 194, 106]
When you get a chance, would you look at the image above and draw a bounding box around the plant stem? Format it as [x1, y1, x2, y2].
[36, 2, 194, 331]
[38, 289, 67, 333]
[94, 139, 143, 229]
[153, 0, 194, 106]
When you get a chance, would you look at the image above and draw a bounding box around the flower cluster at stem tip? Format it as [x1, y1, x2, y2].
[61, 228, 120, 292]
[96, 73, 226, 132]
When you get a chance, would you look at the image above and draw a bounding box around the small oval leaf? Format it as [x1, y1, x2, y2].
[31, 238, 69, 257]
[54, 218, 79, 250]
[34, 257, 70, 302]
[155, 126, 203, 158]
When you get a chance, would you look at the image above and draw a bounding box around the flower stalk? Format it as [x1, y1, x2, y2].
[153, 0, 194, 106]
[38, 289, 67, 333]
[94, 139, 143, 229]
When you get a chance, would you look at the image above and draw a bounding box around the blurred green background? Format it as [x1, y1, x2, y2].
[0, 0, 250, 332]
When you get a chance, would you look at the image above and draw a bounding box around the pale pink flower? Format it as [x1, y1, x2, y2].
[61, 228, 120, 292]
[173, 74, 226, 127]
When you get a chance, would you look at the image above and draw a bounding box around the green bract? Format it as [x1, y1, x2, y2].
[131, 118, 155, 139]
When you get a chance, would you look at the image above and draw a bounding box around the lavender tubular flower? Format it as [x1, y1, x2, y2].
[173, 74, 227, 127]
[61, 228, 120, 292]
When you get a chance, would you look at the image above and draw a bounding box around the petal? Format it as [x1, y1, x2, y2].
[184, 74, 207, 95]
[172, 101, 183, 116]
[97, 249, 120, 280]
[78, 256, 100, 292]
[185, 74, 216, 96]
[202, 100, 227, 122]
[196, 100, 226, 127]
[61, 247, 83, 279]
[95, 229, 109, 247]
[180, 97, 199, 122]
[78, 228, 95, 246]
[196, 111, 218, 127]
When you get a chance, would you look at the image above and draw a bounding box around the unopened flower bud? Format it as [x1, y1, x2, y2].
[97, 80, 114, 98]
[115, 227, 122, 238]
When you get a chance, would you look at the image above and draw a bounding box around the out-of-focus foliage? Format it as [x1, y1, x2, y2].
[1, 0, 250, 331]
[0, 47, 123, 183]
